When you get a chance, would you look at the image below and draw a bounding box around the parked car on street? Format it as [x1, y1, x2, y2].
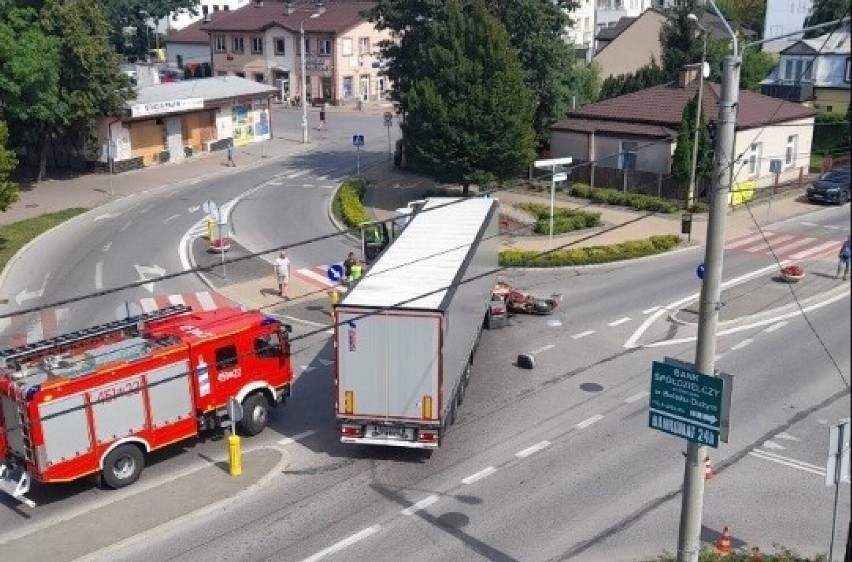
[807, 166, 850, 205]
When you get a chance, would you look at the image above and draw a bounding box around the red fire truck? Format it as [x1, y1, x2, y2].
[0, 304, 293, 506]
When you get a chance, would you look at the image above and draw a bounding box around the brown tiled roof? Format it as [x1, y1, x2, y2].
[552, 80, 816, 136]
[165, 11, 229, 44]
[595, 17, 637, 42]
[200, 1, 374, 34]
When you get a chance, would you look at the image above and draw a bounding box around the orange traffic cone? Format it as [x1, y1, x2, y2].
[705, 456, 714, 480]
[717, 526, 732, 556]
[751, 546, 762, 562]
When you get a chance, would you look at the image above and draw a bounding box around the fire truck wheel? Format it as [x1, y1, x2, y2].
[240, 393, 270, 436]
[102, 444, 145, 489]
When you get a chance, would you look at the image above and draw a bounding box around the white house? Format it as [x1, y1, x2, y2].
[594, 0, 679, 32]
[763, 0, 814, 54]
[156, 0, 251, 32]
[565, 0, 596, 49]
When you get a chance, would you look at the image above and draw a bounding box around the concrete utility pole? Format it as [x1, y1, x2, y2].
[676, 7, 847, 561]
[300, 7, 324, 144]
[685, 13, 708, 210]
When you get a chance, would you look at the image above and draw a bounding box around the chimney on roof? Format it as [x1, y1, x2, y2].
[253, 0, 263, 6]
[285, 2, 295, 15]
[678, 64, 702, 88]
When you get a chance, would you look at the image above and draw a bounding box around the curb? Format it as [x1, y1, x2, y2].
[73, 446, 287, 562]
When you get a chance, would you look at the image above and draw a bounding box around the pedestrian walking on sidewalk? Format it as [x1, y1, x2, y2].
[318, 103, 328, 131]
[226, 140, 236, 167]
[837, 235, 851, 280]
[274, 251, 291, 298]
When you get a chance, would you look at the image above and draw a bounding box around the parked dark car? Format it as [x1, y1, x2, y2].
[807, 166, 851, 204]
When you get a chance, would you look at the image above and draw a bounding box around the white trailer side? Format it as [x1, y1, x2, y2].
[335, 197, 499, 448]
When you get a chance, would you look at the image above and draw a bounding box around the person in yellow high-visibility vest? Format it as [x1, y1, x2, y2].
[349, 260, 363, 283]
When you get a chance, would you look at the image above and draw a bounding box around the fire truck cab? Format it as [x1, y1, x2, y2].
[0, 304, 293, 507]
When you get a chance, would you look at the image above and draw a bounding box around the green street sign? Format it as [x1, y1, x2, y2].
[648, 360, 724, 448]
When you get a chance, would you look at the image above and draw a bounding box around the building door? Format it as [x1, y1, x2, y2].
[360, 75, 370, 102]
[377, 76, 387, 100]
[321, 77, 333, 101]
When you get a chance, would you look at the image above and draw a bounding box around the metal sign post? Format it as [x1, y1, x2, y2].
[104, 142, 117, 197]
[383, 112, 393, 161]
[353, 134, 365, 175]
[534, 157, 573, 249]
[826, 419, 851, 562]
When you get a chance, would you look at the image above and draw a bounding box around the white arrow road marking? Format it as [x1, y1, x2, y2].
[299, 526, 381, 562]
[776, 432, 800, 441]
[134, 264, 166, 293]
[95, 262, 103, 290]
[748, 450, 825, 476]
[93, 212, 120, 222]
[624, 262, 794, 349]
[401, 495, 439, 515]
[762, 440, 786, 450]
[15, 273, 50, 306]
[624, 391, 649, 403]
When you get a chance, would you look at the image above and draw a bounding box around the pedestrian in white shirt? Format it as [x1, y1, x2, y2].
[273, 251, 291, 298]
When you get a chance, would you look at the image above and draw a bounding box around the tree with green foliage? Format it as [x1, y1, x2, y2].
[401, 0, 536, 195]
[660, 0, 706, 80]
[367, 0, 591, 148]
[715, 0, 766, 36]
[106, 0, 199, 59]
[672, 94, 712, 193]
[803, 0, 850, 37]
[0, 121, 20, 212]
[599, 59, 668, 100]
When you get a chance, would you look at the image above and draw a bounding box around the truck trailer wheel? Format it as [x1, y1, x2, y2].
[101, 444, 145, 489]
[240, 393, 270, 436]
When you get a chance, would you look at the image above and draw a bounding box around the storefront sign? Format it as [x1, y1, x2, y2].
[130, 97, 205, 118]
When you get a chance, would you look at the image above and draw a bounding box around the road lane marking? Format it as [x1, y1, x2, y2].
[139, 204, 154, 214]
[800, 221, 818, 227]
[624, 391, 649, 403]
[299, 525, 382, 562]
[748, 450, 825, 476]
[643, 306, 662, 314]
[571, 330, 595, 340]
[769, 237, 815, 254]
[400, 495, 439, 515]
[164, 213, 181, 223]
[530, 344, 555, 355]
[277, 429, 317, 445]
[139, 297, 157, 313]
[287, 170, 308, 179]
[607, 317, 631, 327]
[790, 240, 840, 260]
[744, 234, 795, 252]
[195, 291, 217, 311]
[764, 321, 788, 333]
[462, 466, 497, 485]
[515, 440, 551, 458]
[725, 232, 776, 249]
[302, 184, 313, 188]
[576, 414, 604, 429]
[168, 294, 186, 307]
[95, 262, 103, 290]
[120, 221, 132, 232]
[730, 338, 753, 351]
[762, 440, 786, 450]
[776, 432, 800, 441]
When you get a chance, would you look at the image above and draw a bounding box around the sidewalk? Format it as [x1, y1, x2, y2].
[359, 163, 824, 252]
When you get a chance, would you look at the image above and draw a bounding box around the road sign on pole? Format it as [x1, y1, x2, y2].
[648, 360, 725, 448]
[383, 112, 393, 161]
[533, 157, 573, 250]
[327, 263, 345, 282]
[353, 134, 365, 175]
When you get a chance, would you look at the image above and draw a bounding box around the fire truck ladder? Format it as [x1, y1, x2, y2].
[0, 304, 192, 366]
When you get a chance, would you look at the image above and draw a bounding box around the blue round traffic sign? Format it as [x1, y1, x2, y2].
[696, 263, 705, 280]
[327, 263, 345, 282]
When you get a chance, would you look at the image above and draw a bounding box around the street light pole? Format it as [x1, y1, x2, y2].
[299, 9, 323, 144]
[676, 6, 846, 561]
[686, 18, 707, 210]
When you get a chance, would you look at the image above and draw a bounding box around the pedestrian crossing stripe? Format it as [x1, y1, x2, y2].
[293, 265, 337, 288]
[725, 230, 843, 260]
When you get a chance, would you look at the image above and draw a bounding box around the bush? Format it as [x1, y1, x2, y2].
[498, 234, 681, 267]
[333, 176, 369, 228]
[569, 183, 680, 213]
[514, 202, 601, 235]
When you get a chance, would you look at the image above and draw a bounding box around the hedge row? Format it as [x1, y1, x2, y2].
[570, 183, 680, 214]
[649, 546, 823, 562]
[499, 235, 681, 267]
[513, 202, 601, 235]
[333, 176, 369, 228]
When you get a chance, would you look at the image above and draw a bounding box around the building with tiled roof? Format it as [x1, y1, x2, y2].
[164, 11, 231, 76]
[551, 66, 816, 193]
[197, 1, 393, 107]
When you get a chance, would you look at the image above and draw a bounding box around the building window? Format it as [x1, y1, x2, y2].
[217, 71, 228, 77]
[303, 37, 311, 54]
[215, 345, 238, 369]
[358, 37, 370, 54]
[846, 57, 851, 82]
[783, 58, 812, 82]
[202, 5, 209, 16]
[618, 141, 638, 170]
[251, 36, 263, 54]
[253, 72, 265, 83]
[342, 38, 353, 56]
[235, 72, 245, 78]
[785, 135, 797, 167]
[274, 37, 286, 55]
[213, 35, 226, 53]
[213, 5, 219, 11]
[748, 142, 762, 175]
[224, 4, 229, 10]
[318, 38, 332, 56]
[342, 76, 354, 98]
[232, 36, 245, 53]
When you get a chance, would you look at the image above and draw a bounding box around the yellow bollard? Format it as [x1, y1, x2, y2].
[328, 287, 340, 307]
[227, 434, 242, 476]
[206, 216, 216, 240]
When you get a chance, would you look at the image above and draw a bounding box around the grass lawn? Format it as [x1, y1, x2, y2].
[0, 208, 88, 273]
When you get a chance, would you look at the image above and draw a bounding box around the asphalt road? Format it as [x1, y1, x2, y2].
[0, 118, 848, 561]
